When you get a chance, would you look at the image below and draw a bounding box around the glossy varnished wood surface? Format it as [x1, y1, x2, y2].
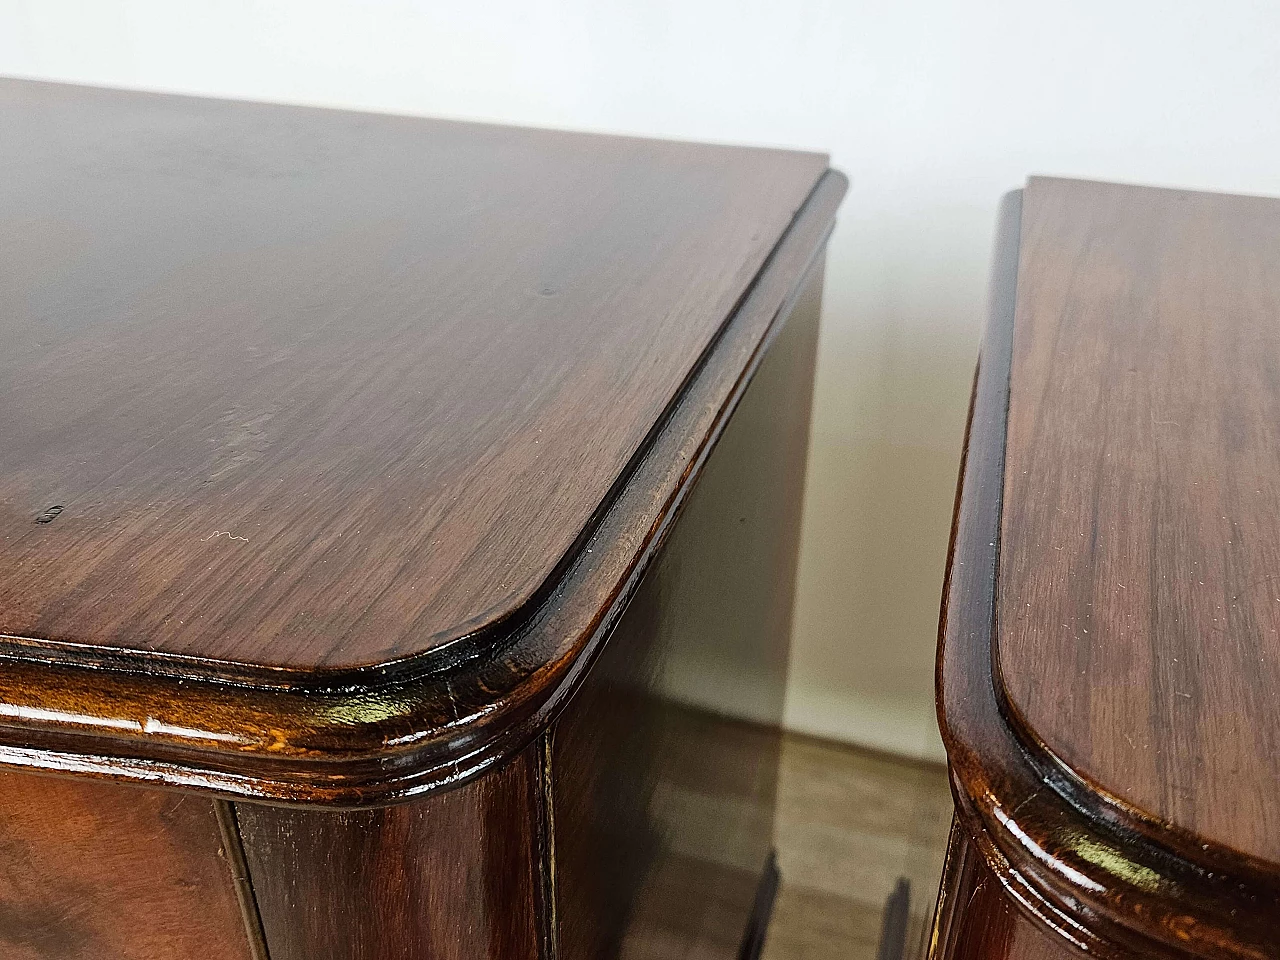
[548, 263, 821, 959]
[936, 188, 1280, 959]
[998, 177, 1280, 865]
[0, 77, 846, 801]
[0, 770, 257, 960]
[0, 77, 827, 675]
[929, 820, 1080, 960]
[233, 748, 540, 960]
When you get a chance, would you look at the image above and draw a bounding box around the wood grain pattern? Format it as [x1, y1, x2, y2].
[0, 77, 826, 675]
[234, 748, 540, 960]
[549, 262, 821, 960]
[0, 79, 846, 801]
[0, 770, 256, 960]
[936, 187, 1280, 960]
[998, 177, 1280, 864]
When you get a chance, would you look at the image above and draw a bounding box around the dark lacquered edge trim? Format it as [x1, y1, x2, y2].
[214, 800, 271, 960]
[925, 816, 969, 959]
[937, 188, 1280, 958]
[535, 729, 561, 960]
[0, 171, 848, 804]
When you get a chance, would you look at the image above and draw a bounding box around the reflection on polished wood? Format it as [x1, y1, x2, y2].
[932, 179, 1280, 959]
[550, 261, 822, 960]
[928, 822, 1076, 960]
[233, 751, 542, 960]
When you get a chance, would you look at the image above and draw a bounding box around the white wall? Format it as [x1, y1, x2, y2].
[5, 1, 1280, 762]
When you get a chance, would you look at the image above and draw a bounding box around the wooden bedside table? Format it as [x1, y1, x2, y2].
[0, 78, 846, 960]
[932, 178, 1280, 959]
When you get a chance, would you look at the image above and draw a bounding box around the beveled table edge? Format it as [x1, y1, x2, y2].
[0, 170, 847, 806]
[937, 186, 1280, 960]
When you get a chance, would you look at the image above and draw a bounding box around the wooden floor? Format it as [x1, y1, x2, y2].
[762, 733, 953, 960]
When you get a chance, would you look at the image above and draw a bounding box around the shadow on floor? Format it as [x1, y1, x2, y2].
[762, 733, 952, 960]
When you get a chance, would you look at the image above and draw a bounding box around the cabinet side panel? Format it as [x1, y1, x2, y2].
[0, 770, 256, 960]
[234, 748, 540, 960]
[550, 259, 825, 960]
